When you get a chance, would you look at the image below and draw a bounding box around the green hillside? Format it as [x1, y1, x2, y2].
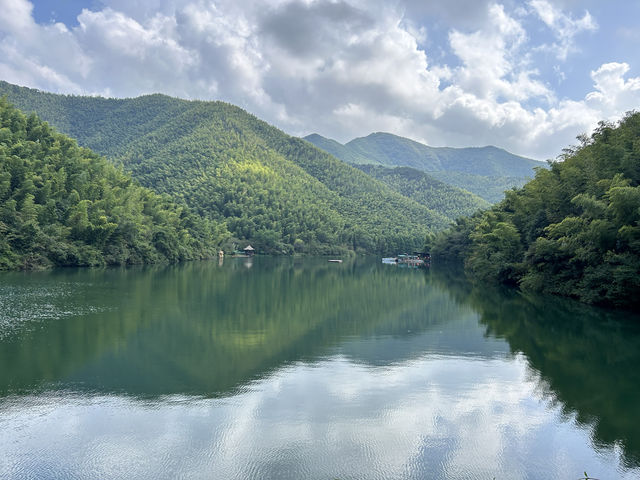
[354, 165, 489, 220]
[303, 133, 370, 165]
[305, 132, 546, 202]
[0, 98, 225, 270]
[345, 132, 544, 176]
[426, 171, 530, 203]
[431, 112, 640, 309]
[0, 81, 448, 255]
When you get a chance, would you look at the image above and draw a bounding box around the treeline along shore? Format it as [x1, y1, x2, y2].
[429, 112, 640, 309]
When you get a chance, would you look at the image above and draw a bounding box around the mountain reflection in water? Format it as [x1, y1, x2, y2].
[0, 257, 638, 479]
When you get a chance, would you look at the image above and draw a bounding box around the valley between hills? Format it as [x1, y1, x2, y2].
[1, 80, 638, 309]
[0, 80, 541, 258]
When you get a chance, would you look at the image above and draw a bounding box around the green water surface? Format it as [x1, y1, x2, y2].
[0, 257, 639, 479]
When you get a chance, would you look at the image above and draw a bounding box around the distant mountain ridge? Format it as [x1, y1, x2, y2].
[303, 133, 370, 166]
[305, 132, 547, 202]
[344, 132, 543, 176]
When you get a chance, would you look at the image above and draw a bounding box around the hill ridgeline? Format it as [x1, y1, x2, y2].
[305, 132, 547, 203]
[0, 81, 453, 255]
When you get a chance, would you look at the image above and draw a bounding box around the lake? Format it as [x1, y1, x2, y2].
[1, 257, 639, 479]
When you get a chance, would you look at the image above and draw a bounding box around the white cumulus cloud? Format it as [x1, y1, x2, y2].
[0, 0, 636, 159]
[529, 0, 597, 60]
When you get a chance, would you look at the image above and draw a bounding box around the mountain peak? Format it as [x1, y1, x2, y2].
[303, 133, 342, 145]
[307, 131, 548, 203]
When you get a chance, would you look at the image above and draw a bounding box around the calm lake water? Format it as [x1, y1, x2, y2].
[1, 257, 639, 479]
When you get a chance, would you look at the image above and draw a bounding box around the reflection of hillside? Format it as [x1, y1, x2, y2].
[68, 258, 486, 396]
[5, 260, 638, 468]
[337, 310, 509, 366]
[0, 266, 167, 394]
[428, 266, 640, 467]
[1, 258, 481, 398]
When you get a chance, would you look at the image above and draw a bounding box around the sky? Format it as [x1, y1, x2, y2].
[0, 0, 639, 159]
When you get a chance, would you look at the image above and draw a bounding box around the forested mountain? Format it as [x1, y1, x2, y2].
[305, 132, 546, 202]
[303, 132, 493, 216]
[0, 81, 448, 255]
[425, 171, 531, 204]
[354, 165, 489, 221]
[0, 98, 225, 270]
[303, 133, 370, 165]
[430, 112, 640, 309]
[344, 132, 544, 176]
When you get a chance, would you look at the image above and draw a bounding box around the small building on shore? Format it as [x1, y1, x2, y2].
[243, 245, 255, 257]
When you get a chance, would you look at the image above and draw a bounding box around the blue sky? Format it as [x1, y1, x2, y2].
[1, 0, 639, 159]
[32, 0, 99, 25]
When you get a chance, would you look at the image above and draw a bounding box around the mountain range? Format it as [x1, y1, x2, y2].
[305, 132, 547, 202]
[0, 79, 545, 258]
[0, 81, 445, 255]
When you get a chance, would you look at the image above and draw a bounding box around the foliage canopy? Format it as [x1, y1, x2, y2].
[0, 81, 448, 255]
[431, 112, 640, 308]
[0, 97, 226, 269]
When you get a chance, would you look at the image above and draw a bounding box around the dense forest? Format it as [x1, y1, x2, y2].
[0, 81, 448, 255]
[0, 98, 226, 270]
[425, 171, 531, 204]
[354, 164, 489, 220]
[430, 112, 640, 308]
[305, 132, 545, 203]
